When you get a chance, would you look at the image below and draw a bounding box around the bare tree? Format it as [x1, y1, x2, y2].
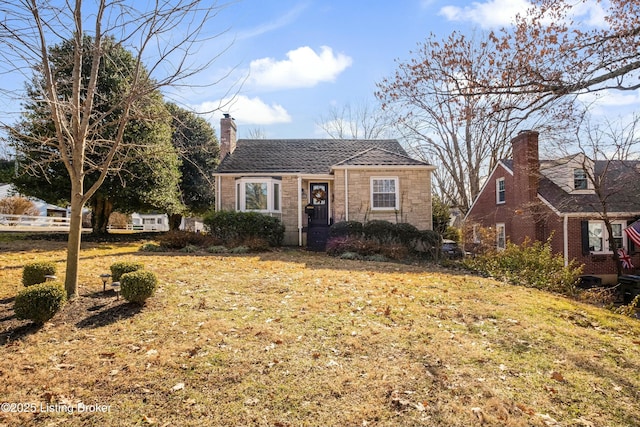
[552, 114, 640, 275]
[246, 126, 268, 139]
[0, 0, 231, 298]
[376, 31, 576, 213]
[465, 0, 640, 112]
[316, 99, 396, 140]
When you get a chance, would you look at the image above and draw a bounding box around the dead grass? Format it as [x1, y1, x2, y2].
[1, 238, 639, 427]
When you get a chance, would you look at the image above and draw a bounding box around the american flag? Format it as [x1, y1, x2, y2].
[617, 248, 634, 270]
[624, 220, 640, 247]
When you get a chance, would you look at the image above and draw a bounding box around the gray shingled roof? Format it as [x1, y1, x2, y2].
[216, 139, 431, 174]
[502, 159, 640, 213]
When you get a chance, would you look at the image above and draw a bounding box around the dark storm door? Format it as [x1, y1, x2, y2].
[307, 183, 329, 251]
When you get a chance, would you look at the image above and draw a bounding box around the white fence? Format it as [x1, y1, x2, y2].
[0, 214, 170, 232]
[0, 214, 72, 231]
[107, 223, 169, 232]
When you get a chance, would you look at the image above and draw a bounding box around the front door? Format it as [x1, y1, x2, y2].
[307, 183, 329, 251]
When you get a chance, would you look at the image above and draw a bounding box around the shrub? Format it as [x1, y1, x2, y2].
[242, 236, 270, 252]
[340, 251, 362, 260]
[415, 230, 440, 258]
[156, 230, 215, 250]
[207, 245, 228, 254]
[380, 243, 410, 260]
[392, 223, 419, 247]
[139, 242, 166, 252]
[14, 282, 66, 324]
[363, 220, 397, 244]
[229, 246, 250, 254]
[364, 254, 388, 262]
[120, 270, 158, 304]
[204, 210, 285, 247]
[464, 237, 583, 294]
[326, 236, 381, 257]
[180, 244, 199, 253]
[110, 261, 144, 282]
[329, 221, 364, 238]
[22, 261, 57, 287]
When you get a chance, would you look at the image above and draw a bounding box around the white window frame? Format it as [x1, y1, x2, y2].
[496, 177, 505, 204]
[472, 224, 481, 244]
[496, 223, 506, 250]
[573, 168, 588, 190]
[588, 220, 627, 254]
[370, 177, 399, 210]
[236, 178, 282, 213]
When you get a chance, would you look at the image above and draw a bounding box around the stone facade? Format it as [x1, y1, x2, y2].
[332, 168, 432, 230]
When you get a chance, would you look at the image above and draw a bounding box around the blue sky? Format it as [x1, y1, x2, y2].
[173, 0, 640, 140]
[0, 0, 637, 147]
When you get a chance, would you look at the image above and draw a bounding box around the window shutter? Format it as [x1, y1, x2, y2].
[581, 220, 590, 255]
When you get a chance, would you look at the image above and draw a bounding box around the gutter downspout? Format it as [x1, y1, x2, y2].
[563, 214, 569, 266]
[215, 176, 220, 211]
[344, 169, 349, 221]
[298, 176, 303, 246]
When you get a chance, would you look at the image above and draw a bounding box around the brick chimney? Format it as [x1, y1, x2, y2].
[512, 130, 540, 204]
[220, 113, 237, 159]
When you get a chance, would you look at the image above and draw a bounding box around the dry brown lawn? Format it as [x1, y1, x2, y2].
[1, 237, 639, 427]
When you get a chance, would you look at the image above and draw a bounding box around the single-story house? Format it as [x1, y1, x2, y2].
[213, 115, 436, 250]
[465, 130, 640, 283]
[0, 183, 68, 217]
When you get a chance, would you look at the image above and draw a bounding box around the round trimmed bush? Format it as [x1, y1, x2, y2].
[120, 270, 158, 304]
[110, 261, 144, 282]
[14, 282, 67, 324]
[22, 261, 57, 287]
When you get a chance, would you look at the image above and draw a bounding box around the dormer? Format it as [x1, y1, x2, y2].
[540, 153, 595, 194]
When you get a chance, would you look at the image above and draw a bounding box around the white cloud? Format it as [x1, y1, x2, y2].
[439, 0, 530, 28]
[236, 3, 309, 40]
[570, 0, 608, 27]
[247, 46, 353, 90]
[578, 90, 640, 115]
[195, 96, 292, 126]
[439, 0, 609, 29]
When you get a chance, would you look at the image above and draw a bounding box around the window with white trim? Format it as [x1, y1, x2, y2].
[371, 177, 399, 210]
[496, 223, 506, 250]
[588, 220, 626, 253]
[496, 178, 505, 204]
[573, 169, 588, 190]
[236, 178, 282, 213]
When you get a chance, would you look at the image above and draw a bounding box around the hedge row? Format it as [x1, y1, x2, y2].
[327, 220, 440, 260]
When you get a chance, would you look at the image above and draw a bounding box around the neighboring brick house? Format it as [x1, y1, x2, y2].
[213, 115, 436, 250]
[465, 130, 640, 283]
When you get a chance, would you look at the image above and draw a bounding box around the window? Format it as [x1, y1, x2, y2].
[496, 178, 505, 204]
[588, 222, 604, 252]
[472, 224, 481, 244]
[371, 177, 399, 210]
[574, 169, 588, 190]
[496, 223, 506, 250]
[586, 220, 626, 253]
[236, 178, 282, 213]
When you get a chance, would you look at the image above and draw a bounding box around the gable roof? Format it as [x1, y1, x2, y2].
[215, 139, 431, 174]
[333, 147, 428, 167]
[501, 159, 640, 214]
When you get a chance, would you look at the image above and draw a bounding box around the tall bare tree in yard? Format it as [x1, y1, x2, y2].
[461, 0, 640, 109]
[0, 0, 229, 298]
[376, 32, 574, 213]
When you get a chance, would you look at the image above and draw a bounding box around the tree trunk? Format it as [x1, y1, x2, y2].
[169, 213, 182, 231]
[91, 194, 113, 234]
[65, 189, 84, 299]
